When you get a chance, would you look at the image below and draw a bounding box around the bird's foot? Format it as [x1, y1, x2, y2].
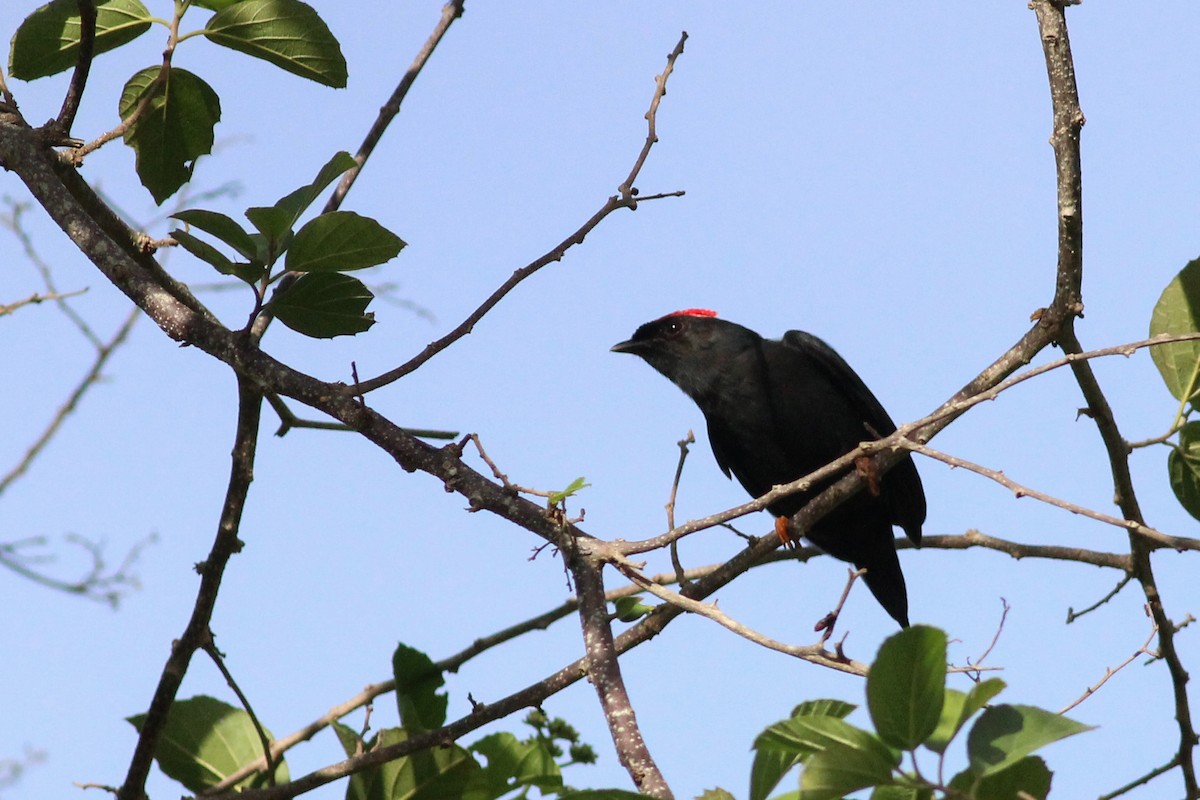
[774, 516, 796, 548]
[854, 455, 882, 496]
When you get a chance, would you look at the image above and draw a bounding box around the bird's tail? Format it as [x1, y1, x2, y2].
[856, 544, 910, 628]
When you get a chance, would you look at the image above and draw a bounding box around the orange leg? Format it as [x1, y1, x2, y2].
[774, 515, 795, 547]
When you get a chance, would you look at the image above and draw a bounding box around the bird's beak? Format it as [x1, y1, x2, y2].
[610, 338, 641, 354]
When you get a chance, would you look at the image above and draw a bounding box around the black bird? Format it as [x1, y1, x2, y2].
[612, 309, 925, 627]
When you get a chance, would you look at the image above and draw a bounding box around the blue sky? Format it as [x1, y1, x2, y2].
[2, 3, 1199, 799]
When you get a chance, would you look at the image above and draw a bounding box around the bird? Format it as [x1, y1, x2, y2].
[611, 308, 925, 627]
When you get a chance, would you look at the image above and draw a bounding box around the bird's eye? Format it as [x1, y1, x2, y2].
[663, 319, 683, 337]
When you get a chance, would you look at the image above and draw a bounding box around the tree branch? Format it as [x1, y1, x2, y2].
[50, 0, 95, 141]
[899, 441, 1199, 551]
[568, 542, 673, 798]
[118, 378, 263, 800]
[1031, 3, 1195, 794]
[352, 31, 689, 394]
[322, 0, 465, 215]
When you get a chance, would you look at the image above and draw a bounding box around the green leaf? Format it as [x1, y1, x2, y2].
[697, 790, 736, 800]
[244, 150, 356, 248]
[557, 792, 649, 800]
[465, 732, 561, 800]
[170, 228, 263, 284]
[126, 695, 288, 792]
[613, 595, 654, 622]
[867, 625, 946, 750]
[192, 0, 245, 9]
[119, 67, 221, 204]
[332, 720, 363, 758]
[759, 716, 895, 766]
[170, 228, 234, 273]
[172, 208, 259, 261]
[343, 727, 478, 800]
[750, 742, 802, 800]
[203, 0, 347, 87]
[967, 704, 1094, 777]
[286, 211, 405, 272]
[548, 476, 591, 506]
[925, 678, 1006, 754]
[799, 740, 898, 800]
[949, 756, 1052, 800]
[9, 0, 152, 80]
[869, 786, 930, 800]
[392, 642, 448, 732]
[272, 272, 374, 338]
[790, 699, 857, 719]
[1150, 256, 1200, 404]
[1169, 421, 1200, 521]
[751, 701, 855, 800]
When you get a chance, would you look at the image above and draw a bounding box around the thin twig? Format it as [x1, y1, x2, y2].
[53, 0, 96, 139]
[323, 0, 465, 215]
[0, 289, 87, 317]
[666, 430, 695, 587]
[3, 199, 103, 346]
[0, 307, 139, 498]
[265, 392, 456, 439]
[1066, 574, 1134, 624]
[897, 440, 1199, 551]
[614, 559, 869, 676]
[919, 531, 1131, 571]
[0, 532, 153, 607]
[352, 31, 689, 395]
[962, 599, 1011, 682]
[617, 33, 689, 203]
[1058, 622, 1160, 715]
[70, 2, 181, 160]
[203, 639, 278, 785]
[1099, 756, 1181, 800]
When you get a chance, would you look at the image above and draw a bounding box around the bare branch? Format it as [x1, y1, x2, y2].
[617, 32, 689, 203]
[323, 0, 465, 214]
[119, 379, 263, 800]
[0, 532, 153, 607]
[0, 288, 86, 316]
[568, 545, 673, 798]
[1099, 756, 1181, 800]
[51, 0, 96, 141]
[1066, 574, 1134, 623]
[1031, 3, 1195, 794]
[666, 430, 695, 587]
[352, 31, 689, 394]
[1058, 621, 1159, 715]
[899, 440, 1199, 550]
[621, 558, 868, 674]
[0, 307, 139, 498]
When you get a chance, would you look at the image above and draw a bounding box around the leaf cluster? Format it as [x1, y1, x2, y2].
[128, 642, 597, 800]
[170, 150, 404, 338]
[10, 1, 399, 340]
[749, 626, 1091, 800]
[558, 627, 1092, 800]
[10, 0, 347, 203]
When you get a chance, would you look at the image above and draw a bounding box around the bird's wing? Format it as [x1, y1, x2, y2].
[780, 330, 927, 540]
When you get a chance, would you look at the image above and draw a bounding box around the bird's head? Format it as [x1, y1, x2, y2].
[612, 309, 758, 399]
